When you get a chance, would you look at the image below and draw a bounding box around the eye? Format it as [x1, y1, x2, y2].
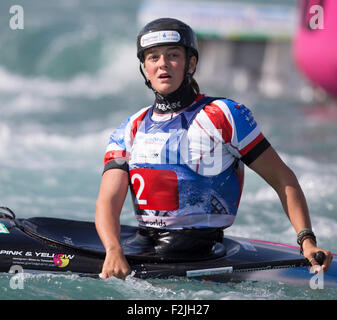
[169, 52, 179, 58]
[147, 54, 158, 61]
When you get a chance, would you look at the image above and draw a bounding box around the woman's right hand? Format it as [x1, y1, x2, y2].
[95, 169, 131, 280]
[100, 248, 131, 280]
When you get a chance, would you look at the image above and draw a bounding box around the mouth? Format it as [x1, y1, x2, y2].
[158, 73, 171, 80]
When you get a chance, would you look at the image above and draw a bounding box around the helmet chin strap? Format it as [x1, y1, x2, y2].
[139, 64, 153, 90]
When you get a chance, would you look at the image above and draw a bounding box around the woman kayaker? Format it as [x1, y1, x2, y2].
[95, 18, 332, 279]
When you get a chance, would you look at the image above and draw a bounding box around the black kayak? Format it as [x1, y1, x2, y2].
[1, 207, 336, 287]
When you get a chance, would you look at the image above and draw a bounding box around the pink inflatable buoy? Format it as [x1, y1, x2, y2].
[293, 0, 337, 98]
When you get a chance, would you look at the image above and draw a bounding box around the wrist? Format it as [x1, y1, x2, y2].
[297, 228, 317, 255]
[301, 237, 316, 250]
[106, 246, 123, 254]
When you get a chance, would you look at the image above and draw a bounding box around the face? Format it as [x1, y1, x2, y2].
[143, 45, 196, 95]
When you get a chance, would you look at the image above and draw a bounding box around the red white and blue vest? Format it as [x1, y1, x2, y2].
[104, 94, 268, 229]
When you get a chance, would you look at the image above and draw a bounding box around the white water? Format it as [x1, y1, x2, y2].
[0, 0, 336, 300]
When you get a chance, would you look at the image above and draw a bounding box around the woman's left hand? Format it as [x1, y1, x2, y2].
[302, 238, 333, 272]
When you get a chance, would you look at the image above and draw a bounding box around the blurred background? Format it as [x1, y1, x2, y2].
[0, 0, 337, 300]
[0, 0, 336, 235]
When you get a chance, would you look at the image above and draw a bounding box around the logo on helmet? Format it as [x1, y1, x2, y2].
[140, 30, 181, 48]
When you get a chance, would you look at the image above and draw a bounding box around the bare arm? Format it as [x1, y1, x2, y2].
[248, 146, 332, 271]
[95, 168, 131, 279]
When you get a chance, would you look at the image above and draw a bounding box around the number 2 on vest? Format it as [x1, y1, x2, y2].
[131, 173, 147, 205]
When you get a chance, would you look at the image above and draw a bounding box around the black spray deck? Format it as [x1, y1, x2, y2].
[0, 211, 336, 287]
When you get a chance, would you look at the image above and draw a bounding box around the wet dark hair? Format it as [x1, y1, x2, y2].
[191, 77, 200, 94]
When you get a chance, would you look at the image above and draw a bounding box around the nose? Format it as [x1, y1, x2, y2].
[158, 54, 168, 68]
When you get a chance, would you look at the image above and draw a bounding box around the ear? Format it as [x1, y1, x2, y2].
[188, 56, 197, 74]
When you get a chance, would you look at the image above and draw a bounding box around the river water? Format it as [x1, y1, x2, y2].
[0, 0, 336, 300]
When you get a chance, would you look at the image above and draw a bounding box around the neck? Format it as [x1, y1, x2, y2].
[154, 78, 197, 114]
